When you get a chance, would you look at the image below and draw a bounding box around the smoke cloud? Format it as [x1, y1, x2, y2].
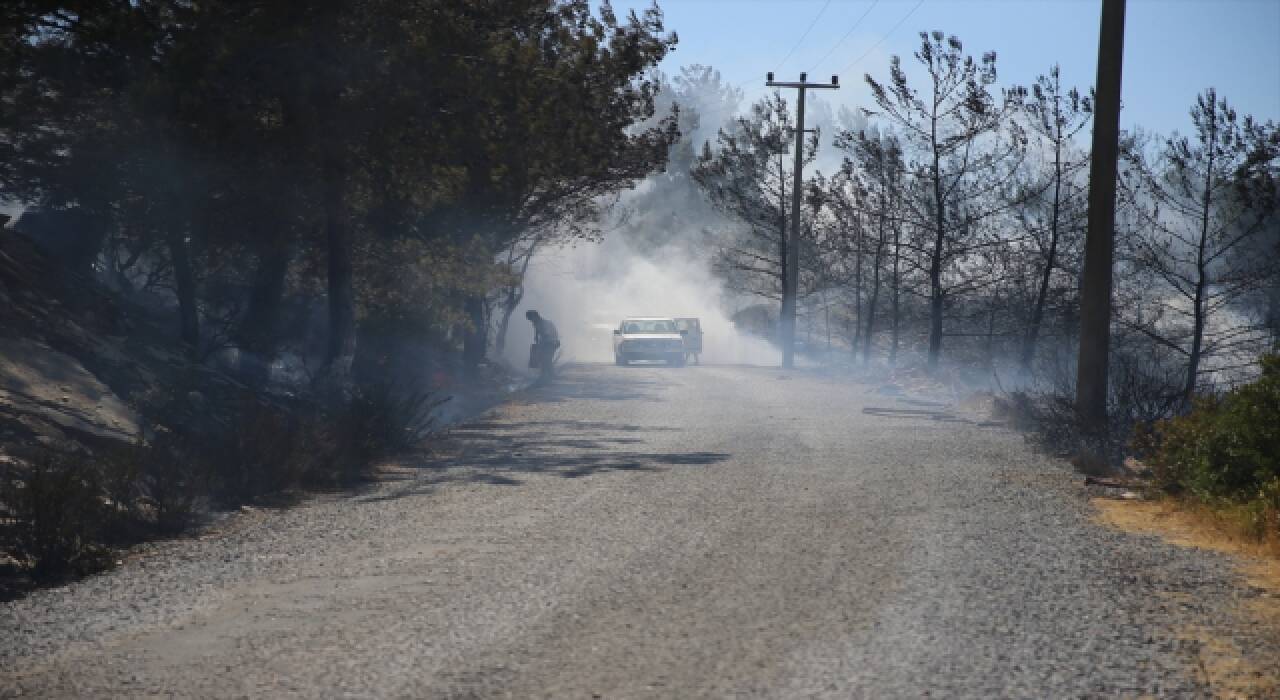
[505, 232, 780, 368]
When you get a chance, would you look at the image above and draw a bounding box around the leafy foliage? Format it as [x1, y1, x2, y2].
[1142, 355, 1280, 507]
[1, 1, 677, 380]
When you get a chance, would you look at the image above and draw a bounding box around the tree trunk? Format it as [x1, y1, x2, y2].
[494, 286, 522, 356]
[495, 240, 537, 357]
[462, 295, 488, 378]
[1184, 110, 1216, 406]
[322, 169, 357, 388]
[928, 143, 947, 371]
[1267, 280, 1280, 351]
[928, 257, 944, 370]
[862, 207, 887, 364]
[823, 290, 832, 358]
[1185, 273, 1207, 405]
[851, 220, 864, 355]
[891, 220, 901, 367]
[166, 228, 199, 356]
[236, 237, 292, 387]
[985, 298, 999, 369]
[1021, 142, 1065, 373]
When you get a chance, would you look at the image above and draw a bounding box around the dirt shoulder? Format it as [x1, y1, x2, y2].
[1094, 497, 1280, 697]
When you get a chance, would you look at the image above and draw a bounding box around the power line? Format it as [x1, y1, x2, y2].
[837, 0, 925, 75]
[727, 0, 834, 103]
[726, 0, 914, 114]
[808, 0, 881, 72]
[774, 0, 833, 71]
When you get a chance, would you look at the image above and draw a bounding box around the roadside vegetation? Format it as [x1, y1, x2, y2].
[1133, 354, 1280, 547]
[0, 368, 439, 585]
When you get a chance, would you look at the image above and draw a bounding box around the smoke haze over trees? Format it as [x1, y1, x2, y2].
[0, 0, 1274, 400]
[659, 30, 1278, 411]
[2, 3, 1278, 454]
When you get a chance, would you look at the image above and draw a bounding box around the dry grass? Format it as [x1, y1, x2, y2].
[1176, 620, 1279, 700]
[1094, 497, 1280, 567]
[1093, 497, 1280, 698]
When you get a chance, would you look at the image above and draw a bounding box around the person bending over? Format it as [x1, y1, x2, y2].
[526, 309, 560, 380]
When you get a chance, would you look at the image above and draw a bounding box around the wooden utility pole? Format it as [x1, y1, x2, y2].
[1076, 0, 1126, 429]
[767, 72, 839, 368]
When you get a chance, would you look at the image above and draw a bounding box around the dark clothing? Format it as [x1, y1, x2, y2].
[532, 318, 559, 347]
[529, 317, 560, 376]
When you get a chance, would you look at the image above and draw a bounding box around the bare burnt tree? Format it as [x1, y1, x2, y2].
[1120, 89, 1280, 403]
[1017, 65, 1093, 372]
[835, 129, 906, 364]
[693, 94, 819, 316]
[802, 173, 863, 359]
[808, 172, 863, 354]
[865, 32, 1026, 371]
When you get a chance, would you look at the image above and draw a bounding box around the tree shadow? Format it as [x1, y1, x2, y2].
[516, 366, 666, 405]
[350, 365, 727, 503]
[355, 417, 728, 503]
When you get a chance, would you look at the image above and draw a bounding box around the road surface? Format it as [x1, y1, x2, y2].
[2, 364, 1275, 697]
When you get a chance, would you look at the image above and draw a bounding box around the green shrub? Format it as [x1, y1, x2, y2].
[1143, 355, 1280, 511]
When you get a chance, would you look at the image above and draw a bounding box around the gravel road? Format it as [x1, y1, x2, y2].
[2, 364, 1276, 697]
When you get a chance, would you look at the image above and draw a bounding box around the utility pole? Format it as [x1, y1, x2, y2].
[1076, 0, 1126, 430]
[767, 71, 839, 368]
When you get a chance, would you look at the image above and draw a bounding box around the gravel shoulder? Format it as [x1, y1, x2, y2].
[2, 363, 1277, 698]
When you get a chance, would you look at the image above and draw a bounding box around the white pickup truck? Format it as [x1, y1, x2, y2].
[612, 317, 686, 366]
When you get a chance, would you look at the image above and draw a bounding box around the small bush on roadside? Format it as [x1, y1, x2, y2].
[136, 431, 206, 532]
[353, 381, 443, 457]
[0, 372, 444, 591]
[0, 455, 112, 579]
[302, 382, 443, 485]
[1137, 354, 1280, 536]
[1005, 341, 1191, 473]
[227, 393, 305, 500]
[99, 439, 145, 531]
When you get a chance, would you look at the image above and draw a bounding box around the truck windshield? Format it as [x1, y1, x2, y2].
[623, 320, 676, 334]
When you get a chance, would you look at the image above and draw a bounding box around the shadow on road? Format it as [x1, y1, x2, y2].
[359, 419, 728, 503]
[356, 366, 727, 503]
[516, 365, 666, 405]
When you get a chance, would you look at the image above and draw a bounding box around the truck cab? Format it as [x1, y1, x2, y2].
[613, 317, 686, 366]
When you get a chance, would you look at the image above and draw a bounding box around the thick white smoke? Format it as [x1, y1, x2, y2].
[504, 232, 780, 367]
[498, 82, 867, 372]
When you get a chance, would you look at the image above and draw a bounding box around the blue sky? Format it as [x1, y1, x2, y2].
[601, 0, 1280, 137]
